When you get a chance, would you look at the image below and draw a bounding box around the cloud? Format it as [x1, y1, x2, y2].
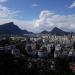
[32, 3, 38, 7]
[0, 0, 7, 3]
[33, 10, 75, 33]
[69, 1, 75, 8]
[0, 10, 75, 33]
[0, 4, 20, 18]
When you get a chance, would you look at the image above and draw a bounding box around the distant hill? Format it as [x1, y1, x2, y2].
[22, 30, 33, 34]
[40, 30, 49, 34]
[40, 27, 70, 36]
[49, 27, 69, 35]
[0, 22, 33, 35]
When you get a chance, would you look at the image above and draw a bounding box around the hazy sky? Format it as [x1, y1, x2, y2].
[0, 0, 75, 33]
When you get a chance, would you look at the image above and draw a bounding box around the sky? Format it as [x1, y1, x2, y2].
[0, 0, 75, 33]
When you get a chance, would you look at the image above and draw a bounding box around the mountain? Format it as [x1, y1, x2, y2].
[22, 30, 33, 34]
[40, 27, 70, 36]
[40, 30, 48, 34]
[0, 22, 33, 35]
[0, 22, 73, 36]
[49, 27, 69, 35]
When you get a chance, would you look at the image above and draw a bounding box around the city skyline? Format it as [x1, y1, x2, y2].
[0, 0, 75, 33]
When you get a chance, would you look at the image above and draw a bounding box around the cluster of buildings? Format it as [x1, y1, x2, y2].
[24, 34, 75, 59]
[0, 33, 75, 59]
[0, 34, 75, 73]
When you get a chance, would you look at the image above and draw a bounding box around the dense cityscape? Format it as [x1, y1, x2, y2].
[0, 33, 75, 75]
[0, 0, 75, 75]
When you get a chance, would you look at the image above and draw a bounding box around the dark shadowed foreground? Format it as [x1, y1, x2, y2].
[0, 53, 74, 75]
